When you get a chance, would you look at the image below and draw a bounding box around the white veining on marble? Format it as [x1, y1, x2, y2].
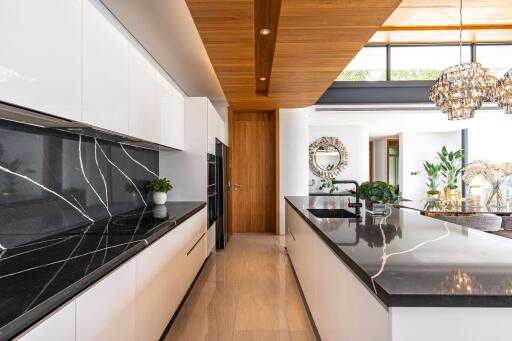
[95, 140, 147, 206]
[0, 165, 94, 222]
[94, 138, 109, 211]
[0, 236, 77, 262]
[370, 212, 451, 293]
[120, 143, 158, 178]
[79, 135, 111, 217]
[0, 243, 5, 251]
[0, 240, 142, 280]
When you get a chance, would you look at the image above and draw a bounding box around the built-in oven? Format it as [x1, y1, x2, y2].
[207, 153, 217, 227]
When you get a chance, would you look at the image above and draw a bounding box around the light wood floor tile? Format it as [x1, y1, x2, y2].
[164, 233, 316, 341]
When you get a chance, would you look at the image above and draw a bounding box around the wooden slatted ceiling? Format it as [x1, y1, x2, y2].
[370, 0, 512, 44]
[185, 0, 402, 109]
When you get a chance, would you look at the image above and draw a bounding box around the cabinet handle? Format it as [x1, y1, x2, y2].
[187, 232, 206, 256]
[288, 229, 296, 241]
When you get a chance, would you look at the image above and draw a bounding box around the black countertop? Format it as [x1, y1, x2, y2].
[285, 196, 512, 308]
[0, 201, 205, 340]
[395, 199, 512, 216]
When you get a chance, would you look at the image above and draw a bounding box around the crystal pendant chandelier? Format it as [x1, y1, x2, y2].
[429, 0, 496, 120]
[493, 70, 512, 114]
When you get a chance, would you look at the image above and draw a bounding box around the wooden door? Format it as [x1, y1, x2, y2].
[231, 111, 276, 233]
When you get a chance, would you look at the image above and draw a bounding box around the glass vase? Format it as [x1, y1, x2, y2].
[486, 183, 505, 208]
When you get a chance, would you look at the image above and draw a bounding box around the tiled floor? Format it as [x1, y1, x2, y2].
[164, 233, 316, 341]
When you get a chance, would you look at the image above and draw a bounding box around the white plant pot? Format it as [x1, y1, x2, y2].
[152, 192, 167, 205]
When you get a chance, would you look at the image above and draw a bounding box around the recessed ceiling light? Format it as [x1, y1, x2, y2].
[259, 28, 271, 36]
[259, 77, 267, 81]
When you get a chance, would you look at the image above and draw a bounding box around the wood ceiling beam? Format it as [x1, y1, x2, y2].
[254, 0, 282, 97]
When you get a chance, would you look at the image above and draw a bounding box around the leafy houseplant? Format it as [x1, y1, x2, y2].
[319, 177, 338, 194]
[359, 181, 399, 214]
[437, 146, 464, 199]
[146, 178, 173, 205]
[423, 161, 442, 198]
[318, 164, 338, 194]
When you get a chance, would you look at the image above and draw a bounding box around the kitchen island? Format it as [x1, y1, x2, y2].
[395, 199, 512, 216]
[285, 196, 512, 341]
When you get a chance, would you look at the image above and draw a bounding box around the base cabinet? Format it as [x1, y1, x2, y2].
[76, 259, 137, 341]
[285, 203, 389, 341]
[16, 302, 76, 341]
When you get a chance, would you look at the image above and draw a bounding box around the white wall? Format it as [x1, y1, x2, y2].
[280, 108, 310, 235]
[373, 137, 388, 182]
[309, 126, 369, 190]
[467, 122, 512, 163]
[400, 131, 461, 201]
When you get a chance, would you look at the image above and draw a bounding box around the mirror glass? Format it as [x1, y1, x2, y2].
[315, 145, 341, 171]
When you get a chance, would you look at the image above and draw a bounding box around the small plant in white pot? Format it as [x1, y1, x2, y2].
[146, 178, 173, 205]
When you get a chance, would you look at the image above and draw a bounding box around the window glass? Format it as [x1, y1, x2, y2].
[337, 47, 386, 81]
[390, 45, 471, 80]
[476, 45, 512, 78]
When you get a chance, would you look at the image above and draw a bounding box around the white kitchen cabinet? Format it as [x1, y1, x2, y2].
[82, 0, 130, 135]
[128, 45, 161, 144]
[135, 208, 207, 340]
[16, 301, 76, 341]
[76, 259, 136, 341]
[207, 223, 216, 254]
[157, 72, 185, 150]
[207, 100, 227, 154]
[286, 204, 389, 341]
[0, 0, 82, 121]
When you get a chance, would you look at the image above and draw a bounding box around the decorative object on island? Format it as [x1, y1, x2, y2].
[493, 70, 512, 115]
[429, 0, 496, 121]
[423, 161, 443, 200]
[146, 178, 173, 205]
[462, 160, 512, 207]
[318, 165, 339, 194]
[309, 136, 348, 178]
[359, 181, 399, 215]
[437, 146, 464, 202]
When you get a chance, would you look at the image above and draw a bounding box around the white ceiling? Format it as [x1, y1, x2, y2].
[100, 0, 226, 108]
[312, 104, 512, 139]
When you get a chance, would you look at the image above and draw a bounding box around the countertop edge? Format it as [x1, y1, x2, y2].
[2, 202, 206, 340]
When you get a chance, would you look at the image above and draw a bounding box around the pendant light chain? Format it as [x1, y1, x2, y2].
[459, 0, 462, 65]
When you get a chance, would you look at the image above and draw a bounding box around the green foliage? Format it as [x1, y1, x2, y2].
[319, 177, 338, 194]
[318, 164, 338, 194]
[359, 181, 398, 204]
[146, 178, 173, 193]
[437, 146, 464, 190]
[336, 69, 443, 82]
[423, 161, 442, 194]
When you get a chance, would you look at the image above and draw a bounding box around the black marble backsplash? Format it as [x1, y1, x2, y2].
[0, 119, 159, 249]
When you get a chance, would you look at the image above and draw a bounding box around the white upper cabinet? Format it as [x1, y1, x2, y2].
[157, 72, 185, 150]
[207, 101, 227, 153]
[82, 0, 130, 135]
[0, 0, 82, 121]
[128, 45, 161, 144]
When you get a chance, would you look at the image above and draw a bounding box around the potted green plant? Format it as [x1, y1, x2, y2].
[437, 146, 464, 200]
[423, 161, 442, 200]
[359, 181, 398, 215]
[146, 178, 173, 205]
[319, 176, 338, 194]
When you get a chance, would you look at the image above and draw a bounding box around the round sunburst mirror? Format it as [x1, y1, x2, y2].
[309, 136, 348, 178]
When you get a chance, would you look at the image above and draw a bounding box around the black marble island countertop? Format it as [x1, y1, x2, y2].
[285, 196, 512, 308]
[0, 201, 205, 340]
[395, 199, 512, 215]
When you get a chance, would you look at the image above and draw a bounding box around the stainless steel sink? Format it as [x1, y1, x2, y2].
[307, 208, 358, 219]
